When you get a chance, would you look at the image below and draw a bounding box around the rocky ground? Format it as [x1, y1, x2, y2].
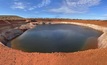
[0, 19, 107, 65]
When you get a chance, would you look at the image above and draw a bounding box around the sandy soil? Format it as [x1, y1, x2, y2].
[0, 20, 107, 65]
[1, 44, 107, 65]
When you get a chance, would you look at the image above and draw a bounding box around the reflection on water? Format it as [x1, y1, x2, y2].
[10, 24, 102, 52]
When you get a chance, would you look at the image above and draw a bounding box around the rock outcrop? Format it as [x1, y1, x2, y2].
[19, 23, 35, 31]
[0, 29, 23, 45]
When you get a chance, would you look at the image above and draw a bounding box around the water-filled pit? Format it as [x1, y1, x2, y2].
[8, 24, 102, 53]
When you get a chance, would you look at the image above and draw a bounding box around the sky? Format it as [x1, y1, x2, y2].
[0, 0, 107, 20]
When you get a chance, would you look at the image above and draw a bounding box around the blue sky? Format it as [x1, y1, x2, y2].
[0, 0, 107, 20]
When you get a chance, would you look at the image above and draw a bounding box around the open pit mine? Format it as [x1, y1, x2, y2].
[0, 16, 107, 65]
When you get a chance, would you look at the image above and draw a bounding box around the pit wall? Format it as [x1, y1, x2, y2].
[0, 22, 107, 48]
[51, 22, 107, 48]
[30, 22, 107, 48]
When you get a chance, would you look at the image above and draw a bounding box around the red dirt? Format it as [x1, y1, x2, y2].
[0, 19, 107, 65]
[32, 19, 107, 27]
[1, 44, 107, 65]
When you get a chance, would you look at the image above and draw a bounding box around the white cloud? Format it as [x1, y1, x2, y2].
[11, 0, 101, 14]
[11, 2, 27, 10]
[66, 0, 100, 7]
[11, 0, 51, 11]
[37, 0, 51, 8]
[50, 5, 85, 14]
[49, 0, 101, 14]
[28, 0, 51, 10]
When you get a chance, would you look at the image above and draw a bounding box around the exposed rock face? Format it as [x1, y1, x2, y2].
[98, 30, 107, 48]
[0, 29, 23, 45]
[19, 23, 35, 31]
[0, 22, 36, 45]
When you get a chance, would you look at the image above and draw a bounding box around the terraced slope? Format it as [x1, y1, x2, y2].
[0, 15, 26, 33]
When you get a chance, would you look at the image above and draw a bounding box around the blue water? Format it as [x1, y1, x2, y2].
[11, 24, 102, 52]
